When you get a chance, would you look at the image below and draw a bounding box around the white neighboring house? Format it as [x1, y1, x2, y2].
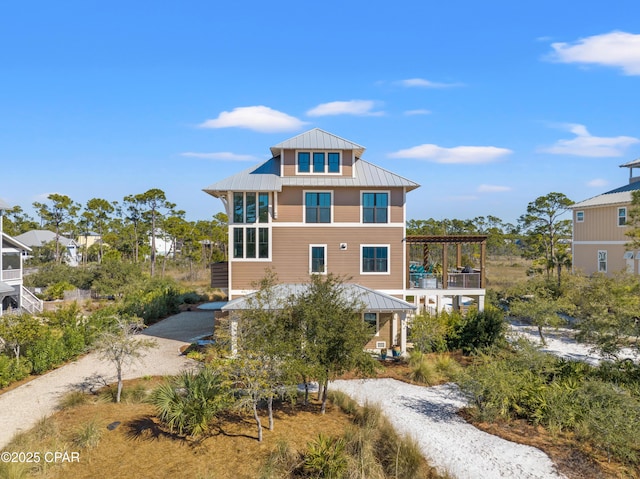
[0, 202, 44, 315]
[14, 230, 81, 267]
[149, 231, 177, 258]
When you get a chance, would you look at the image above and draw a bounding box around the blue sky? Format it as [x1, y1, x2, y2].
[2, 1, 640, 225]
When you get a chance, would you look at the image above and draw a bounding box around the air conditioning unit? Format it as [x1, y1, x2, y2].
[376, 341, 386, 349]
[339, 243, 348, 250]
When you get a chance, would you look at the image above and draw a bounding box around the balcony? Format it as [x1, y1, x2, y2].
[1, 269, 21, 281]
[405, 235, 487, 291]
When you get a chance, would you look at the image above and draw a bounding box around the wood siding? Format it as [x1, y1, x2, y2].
[274, 187, 405, 224]
[574, 204, 629, 242]
[231, 225, 405, 291]
[573, 243, 634, 275]
[364, 313, 395, 349]
[281, 149, 354, 177]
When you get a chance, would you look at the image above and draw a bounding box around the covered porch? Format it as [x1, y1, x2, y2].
[405, 235, 487, 314]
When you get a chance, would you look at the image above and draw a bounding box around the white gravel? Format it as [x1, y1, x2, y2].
[331, 378, 566, 479]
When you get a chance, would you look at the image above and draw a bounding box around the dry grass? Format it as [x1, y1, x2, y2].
[485, 256, 532, 291]
[6, 379, 355, 479]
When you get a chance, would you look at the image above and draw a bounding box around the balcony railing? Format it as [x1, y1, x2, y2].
[1, 269, 21, 281]
[409, 272, 482, 290]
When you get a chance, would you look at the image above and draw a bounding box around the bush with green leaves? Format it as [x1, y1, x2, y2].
[151, 367, 232, 437]
[409, 311, 463, 353]
[450, 306, 506, 354]
[303, 434, 348, 479]
[458, 342, 640, 466]
[0, 354, 31, 388]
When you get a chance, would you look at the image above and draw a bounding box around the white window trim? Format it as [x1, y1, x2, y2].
[363, 312, 379, 336]
[360, 244, 391, 275]
[303, 190, 334, 224]
[597, 250, 607, 273]
[231, 225, 272, 262]
[361, 190, 390, 224]
[576, 211, 584, 223]
[618, 207, 627, 227]
[309, 244, 327, 275]
[296, 150, 342, 175]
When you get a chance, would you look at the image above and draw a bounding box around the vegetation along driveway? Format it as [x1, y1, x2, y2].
[0, 310, 213, 449]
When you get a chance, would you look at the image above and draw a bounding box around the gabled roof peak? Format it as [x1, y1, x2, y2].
[270, 128, 366, 157]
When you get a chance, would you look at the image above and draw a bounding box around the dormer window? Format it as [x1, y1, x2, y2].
[297, 151, 340, 174]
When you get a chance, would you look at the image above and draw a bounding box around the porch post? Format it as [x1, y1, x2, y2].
[442, 244, 448, 289]
[400, 312, 407, 353]
[392, 312, 398, 347]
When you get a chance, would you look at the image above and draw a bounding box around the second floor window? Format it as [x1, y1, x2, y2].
[233, 192, 269, 224]
[362, 246, 389, 273]
[576, 211, 584, 222]
[363, 192, 388, 223]
[305, 192, 331, 223]
[618, 207, 627, 226]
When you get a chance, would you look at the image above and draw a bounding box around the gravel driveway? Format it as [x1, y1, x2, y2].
[0, 310, 214, 449]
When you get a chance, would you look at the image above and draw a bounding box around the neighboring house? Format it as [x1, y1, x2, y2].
[149, 231, 178, 258]
[15, 230, 81, 266]
[0, 203, 44, 315]
[572, 159, 640, 275]
[204, 129, 487, 352]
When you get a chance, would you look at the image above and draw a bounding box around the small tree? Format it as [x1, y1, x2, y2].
[96, 316, 156, 403]
[292, 274, 377, 414]
[509, 287, 572, 345]
[0, 312, 42, 365]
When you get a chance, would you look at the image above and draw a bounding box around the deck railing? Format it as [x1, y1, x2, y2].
[409, 272, 481, 289]
[1, 269, 21, 281]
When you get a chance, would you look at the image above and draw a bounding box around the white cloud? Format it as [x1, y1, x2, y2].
[540, 123, 640, 157]
[199, 106, 306, 133]
[548, 31, 640, 75]
[389, 144, 512, 164]
[477, 184, 512, 193]
[306, 100, 382, 117]
[404, 109, 432, 116]
[397, 78, 463, 88]
[180, 152, 258, 162]
[587, 178, 609, 188]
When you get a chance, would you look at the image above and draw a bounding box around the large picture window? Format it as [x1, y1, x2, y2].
[362, 246, 389, 273]
[233, 227, 269, 259]
[232, 192, 269, 224]
[305, 192, 331, 223]
[362, 192, 388, 223]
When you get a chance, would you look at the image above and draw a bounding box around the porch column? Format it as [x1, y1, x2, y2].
[456, 243, 462, 268]
[400, 312, 408, 353]
[478, 295, 485, 312]
[392, 312, 398, 346]
[480, 240, 486, 288]
[442, 244, 448, 289]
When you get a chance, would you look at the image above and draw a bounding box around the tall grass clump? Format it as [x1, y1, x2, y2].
[57, 390, 91, 410]
[73, 419, 102, 449]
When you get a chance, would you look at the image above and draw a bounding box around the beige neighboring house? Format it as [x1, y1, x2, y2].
[571, 159, 640, 275]
[0, 201, 44, 315]
[203, 129, 487, 353]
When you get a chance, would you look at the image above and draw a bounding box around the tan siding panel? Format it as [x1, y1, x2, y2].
[231, 226, 405, 290]
[574, 204, 630, 242]
[573, 243, 634, 275]
[282, 150, 295, 176]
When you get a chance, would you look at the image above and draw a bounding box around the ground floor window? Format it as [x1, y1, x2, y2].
[597, 250, 607, 273]
[233, 227, 269, 259]
[310, 245, 326, 274]
[364, 312, 378, 335]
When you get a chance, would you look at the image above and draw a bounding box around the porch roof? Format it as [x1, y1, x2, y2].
[222, 283, 416, 313]
[0, 282, 14, 294]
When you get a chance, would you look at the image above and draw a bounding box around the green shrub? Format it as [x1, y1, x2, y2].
[451, 306, 506, 354]
[0, 354, 31, 388]
[43, 281, 75, 301]
[303, 434, 348, 479]
[25, 330, 66, 374]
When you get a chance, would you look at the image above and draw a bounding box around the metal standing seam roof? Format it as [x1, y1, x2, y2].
[203, 157, 420, 196]
[269, 128, 366, 157]
[0, 198, 10, 210]
[0, 282, 14, 294]
[619, 159, 640, 168]
[2, 233, 32, 252]
[222, 283, 416, 313]
[572, 181, 640, 209]
[14, 230, 76, 247]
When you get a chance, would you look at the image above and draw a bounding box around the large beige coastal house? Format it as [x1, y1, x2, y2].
[572, 160, 640, 275]
[204, 129, 487, 352]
